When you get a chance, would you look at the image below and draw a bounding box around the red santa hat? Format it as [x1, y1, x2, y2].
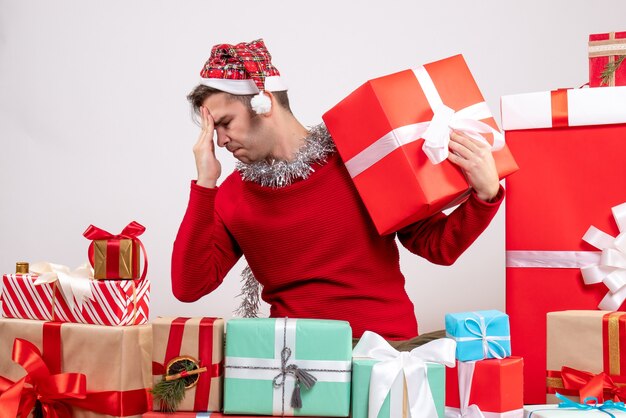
[199, 39, 287, 114]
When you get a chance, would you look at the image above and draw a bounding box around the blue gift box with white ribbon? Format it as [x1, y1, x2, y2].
[444, 310, 511, 361]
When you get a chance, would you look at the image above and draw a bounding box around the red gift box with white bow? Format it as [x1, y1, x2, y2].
[323, 54, 518, 235]
[501, 86, 626, 404]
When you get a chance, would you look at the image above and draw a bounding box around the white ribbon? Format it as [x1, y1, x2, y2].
[224, 318, 351, 416]
[30, 261, 95, 310]
[448, 313, 510, 360]
[579, 202, 626, 311]
[505, 250, 601, 268]
[445, 361, 485, 418]
[352, 330, 456, 418]
[344, 65, 504, 178]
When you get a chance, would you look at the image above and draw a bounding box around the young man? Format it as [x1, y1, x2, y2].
[172, 39, 504, 341]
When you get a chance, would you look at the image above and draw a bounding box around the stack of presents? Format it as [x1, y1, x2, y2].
[1, 30, 626, 417]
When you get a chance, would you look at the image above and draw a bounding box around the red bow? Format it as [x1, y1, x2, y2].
[83, 221, 148, 280]
[0, 339, 87, 418]
[561, 366, 626, 403]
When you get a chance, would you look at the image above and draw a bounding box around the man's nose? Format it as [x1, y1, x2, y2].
[216, 129, 229, 148]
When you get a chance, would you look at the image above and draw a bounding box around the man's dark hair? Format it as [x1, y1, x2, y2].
[187, 84, 292, 117]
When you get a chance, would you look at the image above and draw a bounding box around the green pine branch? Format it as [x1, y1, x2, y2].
[601, 55, 626, 86]
[150, 360, 197, 412]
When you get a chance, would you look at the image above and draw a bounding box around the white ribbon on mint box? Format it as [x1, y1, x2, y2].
[506, 202, 626, 311]
[344, 65, 505, 178]
[29, 261, 95, 310]
[225, 318, 351, 416]
[352, 330, 456, 418]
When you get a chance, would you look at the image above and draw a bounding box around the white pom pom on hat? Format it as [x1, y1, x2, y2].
[198, 38, 287, 114]
[251, 91, 272, 114]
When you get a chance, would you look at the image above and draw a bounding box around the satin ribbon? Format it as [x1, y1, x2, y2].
[83, 221, 148, 280]
[444, 361, 485, 418]
[580, 202, 626, 310]
[559, 366, 626, 403]
[555, 393, 626, 418]
[30, 262, 95, 311]
[449, 313, 510, 360]
[0, 338, 87, 418]
[344, 66, 504, 178]
[352, 331, 456, 418]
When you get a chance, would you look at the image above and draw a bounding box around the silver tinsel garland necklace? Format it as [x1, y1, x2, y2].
[233, 123, 335, 318]
[235, 123, 336, 188]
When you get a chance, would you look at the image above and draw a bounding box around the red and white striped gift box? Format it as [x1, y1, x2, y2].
[1, 273, 150, 325]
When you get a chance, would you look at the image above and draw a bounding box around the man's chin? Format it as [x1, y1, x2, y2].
[233, 152, 252, 164]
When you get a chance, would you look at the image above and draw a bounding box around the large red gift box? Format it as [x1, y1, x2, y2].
[322, 54, 518, 235]
[589, 31, 626, 87]
[1, 271, 150, 325]
[445, 357, 524, 418]
[501, 86, 626, 403]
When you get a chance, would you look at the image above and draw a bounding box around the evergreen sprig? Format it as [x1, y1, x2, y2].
[601, 55, 626, 86]
[151, 360, 197, 412]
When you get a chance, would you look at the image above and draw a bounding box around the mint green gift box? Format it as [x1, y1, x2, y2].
[351, 359, 445, 418]
[223, 318, 352, 416]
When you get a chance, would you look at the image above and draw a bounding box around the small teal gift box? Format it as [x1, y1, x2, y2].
[445, 310, 511, 361]
[223, 317, 352, 416]
[351, 331, 455, 418]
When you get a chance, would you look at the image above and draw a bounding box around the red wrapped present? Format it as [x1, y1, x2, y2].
[501, 87, 626, 403]
[445, 357, 523, 418]
[589, 31, 626, 87]
[322, 54, 518, 235]
[0, 318, 152, 417]
[1, 262, 150, 325]
[152, 317, 224, 412]
[83, 221, 148, 280]
[547, 311, 626, 403]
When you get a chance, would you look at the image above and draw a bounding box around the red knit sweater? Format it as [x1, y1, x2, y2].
[171, 152, 504, 339]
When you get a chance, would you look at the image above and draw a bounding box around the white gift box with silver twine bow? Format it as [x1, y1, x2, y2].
[223, 317, 352, 416]
[352, 331, 456, 418]
[445, 310, 511, 362]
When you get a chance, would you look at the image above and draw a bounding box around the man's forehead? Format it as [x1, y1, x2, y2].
[202, 93, 242, 118]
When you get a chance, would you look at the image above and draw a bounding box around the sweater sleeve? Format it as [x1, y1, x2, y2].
[171, 181, 243, 302]
[397, 185, 505, 265]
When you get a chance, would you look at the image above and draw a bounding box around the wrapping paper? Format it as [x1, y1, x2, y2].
[445, 310, 511, 361]
[223, 318, 352, 416]
[84, 221, 147, 280]
[0, 317, 152, 417]
[322, 54, 518, 235]
[546, 310, 626, 403]
[445, 357, 523, 417]
[1, 273, 149, 325]
[589, 31, 626, 87]
[352, 358, 444, 418]
[501, 86, 626, 404]
[152, 317, 224, 412]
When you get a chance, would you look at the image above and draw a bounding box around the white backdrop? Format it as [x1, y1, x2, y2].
[1, 0, 624, 333]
